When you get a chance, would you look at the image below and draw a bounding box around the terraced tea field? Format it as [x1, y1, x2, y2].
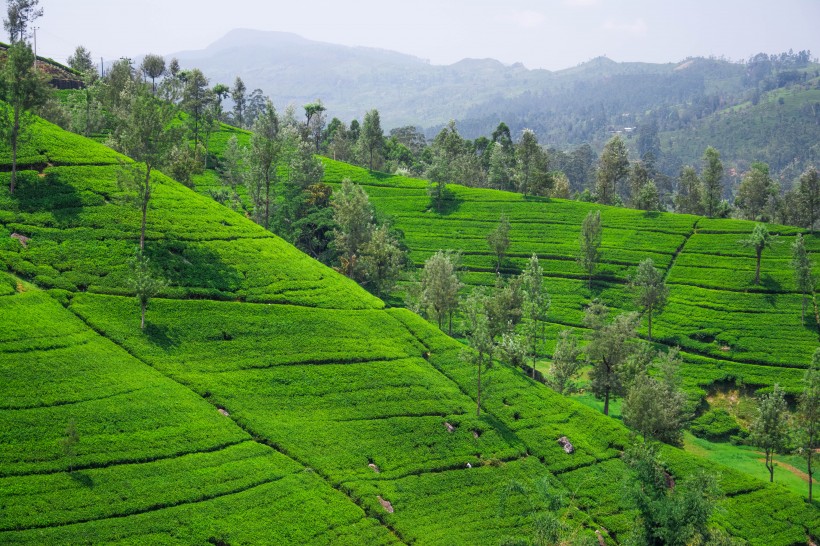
[1, 117, 817, 544]
[319, 160, 817, 399]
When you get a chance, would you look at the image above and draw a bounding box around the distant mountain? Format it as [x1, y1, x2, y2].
[170, 29, 556, 127]
[170, 30, 820, 182]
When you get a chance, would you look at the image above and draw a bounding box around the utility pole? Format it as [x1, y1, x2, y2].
[33, 26, 38, 69]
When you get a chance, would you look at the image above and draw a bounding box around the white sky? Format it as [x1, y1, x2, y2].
[34, 0, 820, 71]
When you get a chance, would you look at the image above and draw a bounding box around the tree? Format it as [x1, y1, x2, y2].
[127, 248, 166, 330]
[332, 178, 374, 277]
[358, 108, 384, 171]
[791, 233, 815, 325]
[219, 134, 244, 206]
[140, 54, 165, 93]
[419, 250, 462, 334]
[799, 167, 820, 232]
[462, 288, 495, 417]
[111, 86, 182, 250]
[629, 160, 651, 208]
[181, 68, 209, 149]
[488, 141, 514, 191]
[303, 100, 326, 152]
[622, 348, 689, 445]
[629, 258, 669, 341]
[736, 162, 776, 221]
[246, 99, 280, 229]
[359, 223, 405, 298]
[486, 275, 524, 340]
[750, 384, 789, 483]
[231, 76, 247, 128]
[548, 330, 583, 395]
[701, 146, 724, 217]
[0, 41, 48, 194]
[577, 210, 602, 289]
[797, 349, 820, 502]
[739, 223, 778, 285]
[487, 214, 511, 274]
[514, 129, 551, 196]
[67, 45, 95, 75]
[427, 120, 462, 209]
[623, 443, 721, 546]
[585, 301, 639, 416]
[521, 254, 549, 377]
[61, 419, 79, 472]
[675, 166, 704, 215]
[4, 0, 41, 43]
[595, 135, 629, 205]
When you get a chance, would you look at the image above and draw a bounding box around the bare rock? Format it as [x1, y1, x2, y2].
[377, 495, 394, 513]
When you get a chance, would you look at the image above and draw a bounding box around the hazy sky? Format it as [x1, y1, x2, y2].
[36, 0, 820, 71]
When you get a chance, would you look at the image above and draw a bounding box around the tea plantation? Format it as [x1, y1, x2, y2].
[1, 117, 818, 544]
[317, 159, 817, 399]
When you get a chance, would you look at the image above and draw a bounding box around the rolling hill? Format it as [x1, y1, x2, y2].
[1, 116, 818, 544]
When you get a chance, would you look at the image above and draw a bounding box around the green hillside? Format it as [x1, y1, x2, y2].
[1, 117, 818, 544]
[312, 159, 816, 398]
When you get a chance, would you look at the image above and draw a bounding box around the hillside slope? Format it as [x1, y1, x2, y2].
[1, 118, 817, 544]
[316, 159, 817, 400]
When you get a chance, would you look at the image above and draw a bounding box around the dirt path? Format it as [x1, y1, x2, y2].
[756, 457, 816, 483]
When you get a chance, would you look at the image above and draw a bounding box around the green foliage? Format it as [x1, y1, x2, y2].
[690, 409, 743, 441]
[622, 443, 721, 546]
[749, 384, 789, 482]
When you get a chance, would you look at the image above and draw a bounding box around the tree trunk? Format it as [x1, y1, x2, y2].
[140, 166, 152, 251]
[767, 450, 774, 482]
[648, 310, 653, 341]
[140, 300, 146, 330]
[603, 388, 610, 416]
[755, 248, 762, 285]
[476, 356, 482, 417]
[264, 172, 271, 230]
[448, 311, 453, 336]
[803, 294, 807, 326]
[10, 106, 20, 194]
[808, 450, 813, 502]
[813, 293, 820, 341]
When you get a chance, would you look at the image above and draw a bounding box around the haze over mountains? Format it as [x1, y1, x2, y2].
[170, 29, 820, 187]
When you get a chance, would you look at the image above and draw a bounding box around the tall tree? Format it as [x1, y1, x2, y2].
[487, 213, 511, 274]
[3, 0, 41, 43]
[0, 41, 48, 194]
[427, 120, 462, 209]
[584, 301, 639, 416]
[521, 254, 549, 377]
[623, 443, 720, 546]
[736, 162, 776, 221]
[799, 167, 820, 232]
[358, 108, 384, 171]
[219, 134, 244, 205]
[791, 233, 815, 325]
[595, 135, 629, 205]
[750, 384, 789, 483]
[739, 223, 778, 285]
[701, 146, 724, 217]
[629, 258, 669, 341]
[112, 86, 182, 249]
[462, 288, 495, 417]
[797, 349, 820, 502]
[139, 54, 165, 93]
[675, 166, 704, 215]
[303, 100, 326, 153]
[181, 68, 209, 150]
[487, 140, 515, 190]
[577, 210, 602, 289]
[548, 329, 583, 395]
[359, 223, 405, 298]
[231, 76, 247, 128]
[246, 100, 280, 229]
[514, 129, 551, 196]
[67, 45, 95, 75]
[419, 250, 462, 334]
[127, 248, 166, 330]
[332, 178, 374, 277]
[622, 348, 689, 445]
